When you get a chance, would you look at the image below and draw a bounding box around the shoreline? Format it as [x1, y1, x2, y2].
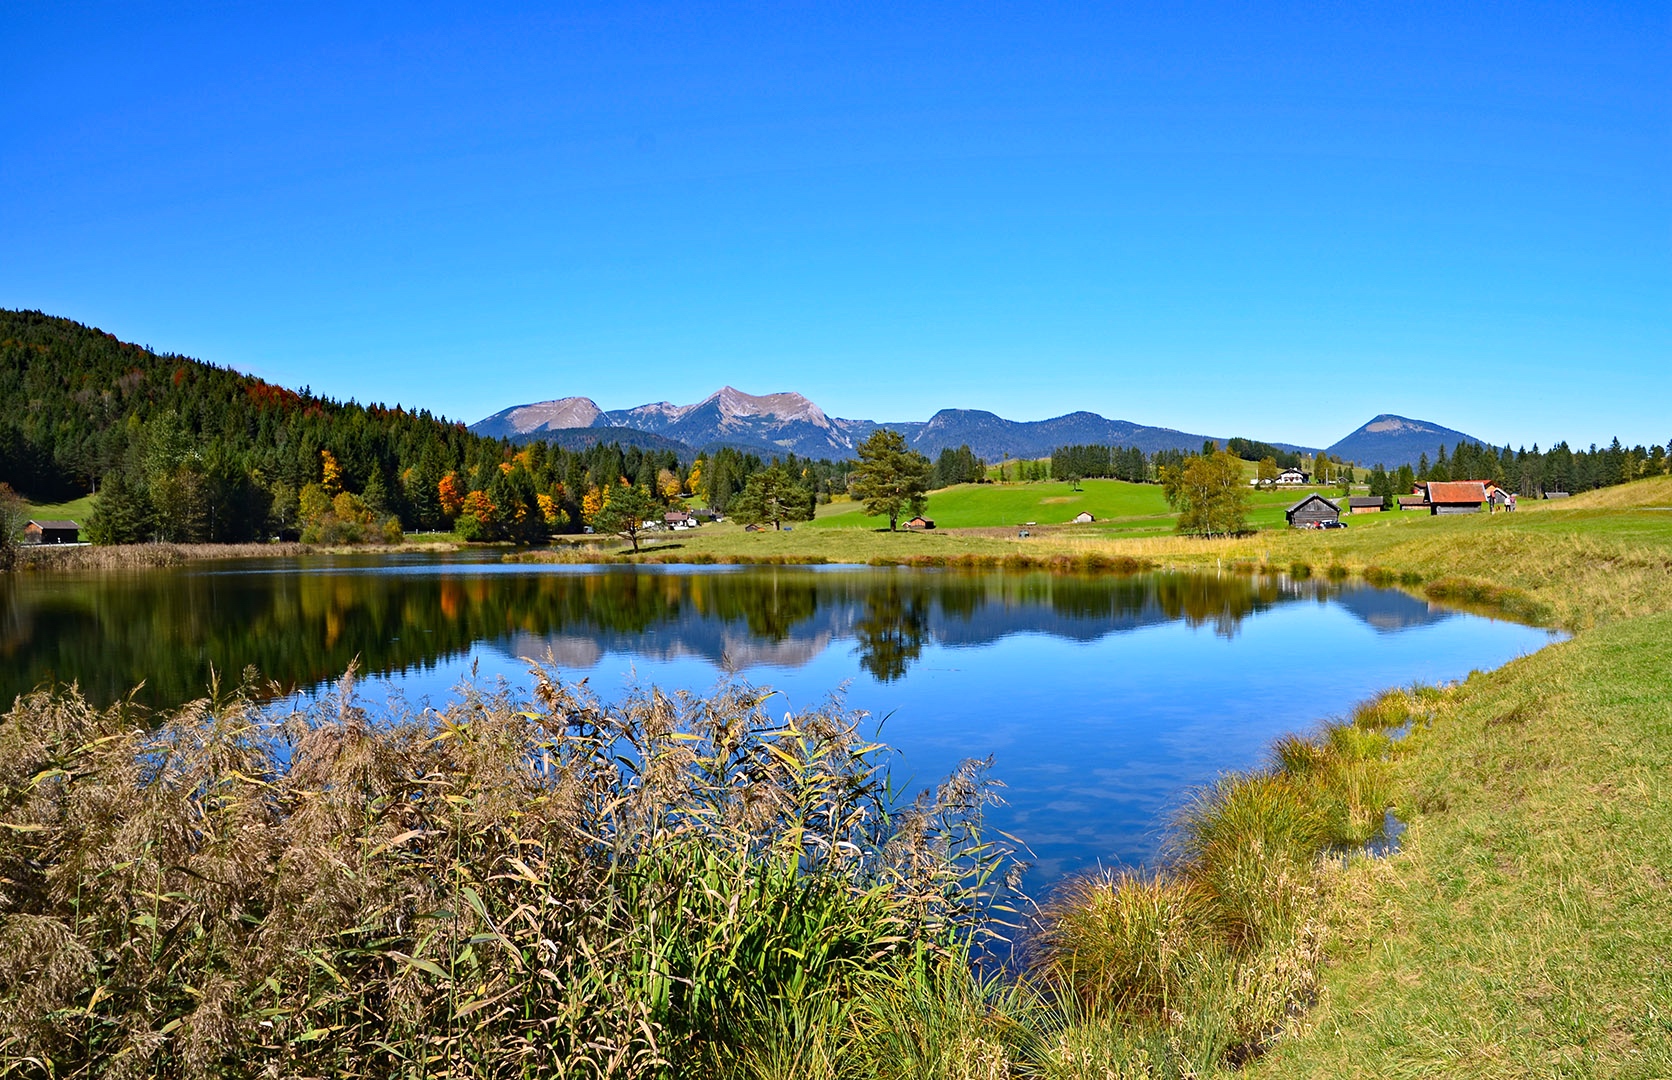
[2, 479, 1668, 1072]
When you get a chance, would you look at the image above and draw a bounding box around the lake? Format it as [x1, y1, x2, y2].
[1, 554, 1559, 890]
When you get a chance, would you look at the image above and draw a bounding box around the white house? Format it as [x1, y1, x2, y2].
[1071, 511, 1094, 524]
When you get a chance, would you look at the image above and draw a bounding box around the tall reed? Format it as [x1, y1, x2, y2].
[0, 666, 1016, 1078]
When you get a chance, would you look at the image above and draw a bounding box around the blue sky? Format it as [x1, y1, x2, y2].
[3, 2, 1667, 449]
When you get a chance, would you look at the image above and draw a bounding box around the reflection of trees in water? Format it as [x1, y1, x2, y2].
[852, 583, 929, 682]
[0, 564, 1313, 708]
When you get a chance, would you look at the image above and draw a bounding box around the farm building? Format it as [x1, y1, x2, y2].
[1396, 494, 1429, 511]
[1346, 497, 1385, 514]
[23, 519, 80, 544]
[1285, 494, 1340, 528]
[1543, 491, 1570, 500]
[1071, 511, 1095, 524]
[663, 511, 699, 530]
[1422, 481, 1487, 515]
[1275, 467, 1312, 485]
[905, 516, 936, 530]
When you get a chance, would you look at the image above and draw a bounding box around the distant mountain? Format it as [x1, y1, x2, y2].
[470, 387, 1295, 461]
[1327, 415, 1492, 469]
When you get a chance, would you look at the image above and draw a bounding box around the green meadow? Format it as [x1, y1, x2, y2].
[806, 479, 1332, 536]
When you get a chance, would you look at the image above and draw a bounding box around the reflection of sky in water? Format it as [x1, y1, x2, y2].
[328, 567, 1558, 893]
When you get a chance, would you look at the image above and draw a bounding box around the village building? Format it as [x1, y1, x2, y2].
[23, 519, 81, 544]
[1396, 494, 1430, 512]
[1285, 494, 1340, 528]
[663, 511, 699, 530]
[1274, 467, 1312, 485]
[1346, 496, 1384, 514]
[905, 516, 935, 530]
[1422, 480, 1487, 515]
[1071, 511, 1094, 524]
[1543, 491, 1570, 499]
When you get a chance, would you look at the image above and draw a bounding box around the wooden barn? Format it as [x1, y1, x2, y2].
[1285, 494, 1340, 528]
[1346, 496, 1385, 514]
[1422, 481, 1487, 515]
[905, 516, 936, 530]
[1397, 494, 1430, 512]
[23, 519, 81, 545]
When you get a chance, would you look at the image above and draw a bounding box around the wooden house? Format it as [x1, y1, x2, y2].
[1346, 496, 1385, 514]
[23, 519, 80, 545]
[905, 516, 935, 530]
[1275, 467, 1312, 485]
[1543, 491, 1570, 500]
[663, 511, 699, 530]
[1422, 481, 1487, 515]
[1396, 494, 1430, 511]
[1071, 511, 1094, 524]
[1285, 494, 1340, 528]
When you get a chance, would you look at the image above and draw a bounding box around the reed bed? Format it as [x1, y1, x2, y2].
[0, 666, 1017, 1078]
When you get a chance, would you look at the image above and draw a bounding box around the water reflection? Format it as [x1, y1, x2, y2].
[0, 558, 1454, 708]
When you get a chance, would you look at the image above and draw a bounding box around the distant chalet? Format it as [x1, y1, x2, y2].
[1346, 496, 1384, 514]
[24, 519, 80, 544]
[1285, 494, 1340, 528]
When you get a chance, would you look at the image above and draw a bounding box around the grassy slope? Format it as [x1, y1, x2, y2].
[20, 492, 98, 524]
[1255, 613, 1672, 1078]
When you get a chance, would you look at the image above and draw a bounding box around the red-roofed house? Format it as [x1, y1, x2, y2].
[1421, 481, 1487, 515]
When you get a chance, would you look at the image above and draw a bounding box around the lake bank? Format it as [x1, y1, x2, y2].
[3, 478, 1667, 1073]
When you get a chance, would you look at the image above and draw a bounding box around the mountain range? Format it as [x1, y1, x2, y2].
[473, 389, 1486, 469]
[474, 387, 1312, 462]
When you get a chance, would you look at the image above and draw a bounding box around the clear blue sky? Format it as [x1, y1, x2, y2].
[4, 2, 1667, 449]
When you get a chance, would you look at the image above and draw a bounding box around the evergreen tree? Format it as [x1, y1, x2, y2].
[851, 430, 933, 531]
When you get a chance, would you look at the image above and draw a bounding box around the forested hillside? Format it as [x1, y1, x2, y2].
[0, 311, 842, 544]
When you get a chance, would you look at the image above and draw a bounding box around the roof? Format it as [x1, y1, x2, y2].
[1397, 494, 1429, 505]
[1347, 497, 1383, 507]
[1424, 481, 1487, 504]
[27, 519, 80, 530]
[1286, 494, 1339, 513]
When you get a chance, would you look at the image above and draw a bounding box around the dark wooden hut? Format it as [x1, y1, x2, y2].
[23, 519, 80, 544]
[1285, 494, 1340, 528]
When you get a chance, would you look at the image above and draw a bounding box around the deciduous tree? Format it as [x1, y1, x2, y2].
[1159, 450, 1250, 538]
[593, 482, 658, 552]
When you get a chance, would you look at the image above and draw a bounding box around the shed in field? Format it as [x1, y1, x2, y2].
[24, 519, 81, 544]
[1396, 494, 1429, 511]
[1422, 481, 1487, 515]
[1346, 496, 1385, 514]
[1071, 511, 1095, 524]
[1285, 494, 1340, 528]
[1543, 491, 1570, 500]
[905, 516, 935, 530]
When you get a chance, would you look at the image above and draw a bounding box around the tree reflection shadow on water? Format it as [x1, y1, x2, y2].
[0, 561, 1387, 708]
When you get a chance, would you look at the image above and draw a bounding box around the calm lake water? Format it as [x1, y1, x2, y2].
[1, 554, 1559, 889]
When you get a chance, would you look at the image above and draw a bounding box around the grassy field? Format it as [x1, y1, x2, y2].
[19, 491, 98, 524]
[806, 479, 1342, 537]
